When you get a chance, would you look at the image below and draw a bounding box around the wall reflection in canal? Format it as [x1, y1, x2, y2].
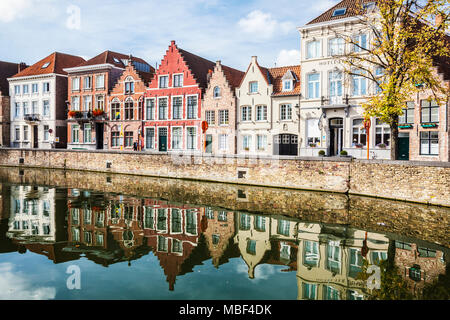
[0, 175, 448, 300]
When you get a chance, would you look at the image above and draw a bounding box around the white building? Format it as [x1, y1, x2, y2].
[8, 52, 85, 149]
[7, 185, 57, 242]
[297, 0, 391, 159]
[236, 56, 301, 156]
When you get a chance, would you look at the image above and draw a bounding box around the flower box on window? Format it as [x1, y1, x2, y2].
[376, 143, 387, 149]
[92, 109, 105, 117]
[399, 124, 413, 129]
[421, 123, 438, 128]
[244, 147, 250, 151]
[309, 143, 317, 147]
[354, 143, 363, 148]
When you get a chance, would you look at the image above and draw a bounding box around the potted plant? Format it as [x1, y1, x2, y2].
[93, 109, 104, 117]
[377, 143, 386, 149]
[340, 150, 348, 156]
[68, 110, 76, 118]
[318, 150, 325, 156]
[354, 143, 363, 149]
[309, 143, 317, 147]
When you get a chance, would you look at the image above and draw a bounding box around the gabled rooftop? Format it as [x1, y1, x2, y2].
[218, 63, 245, 91]
[73, 50, 150, 70]
[11, 52, 85, 78]
[269, 65, 301, 96]
[177, 46, 217, 90]
[306, 0, 377, 26]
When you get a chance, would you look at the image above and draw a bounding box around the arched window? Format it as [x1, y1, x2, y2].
[111, 99, 120, 120]
[125, 98, 134, 120]
[125, 76, 134, 95]
[213, 86, 221, 98]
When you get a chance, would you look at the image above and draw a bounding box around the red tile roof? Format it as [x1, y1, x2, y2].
[306, 0, 377, 25]
[178, 47, 217, 90]
[221, 64, 245, 90]
[0, 61, 23, 95]
[74, 50, 150, 70]
[12, 52, 85, 78]
[269, 65, 301, 96]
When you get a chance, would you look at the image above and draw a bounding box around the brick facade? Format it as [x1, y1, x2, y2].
[398, 68, 450, 161]
[202, 61, 243, 154]
[106, 61, 152, 150]
[143, 41, 215, 152]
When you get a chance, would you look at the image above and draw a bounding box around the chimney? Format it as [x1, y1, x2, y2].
[251, 56, 257, 64]
[18, 62, 27, 72]
[171, 40, 176, 46]
[207, 69, 213, 82]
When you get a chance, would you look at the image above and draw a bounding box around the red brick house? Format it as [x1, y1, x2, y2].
[107, 60, 154, 150]
[64, 51, 152, 150]
[143, 41, 216, 152]
[143, 199, 206, 290]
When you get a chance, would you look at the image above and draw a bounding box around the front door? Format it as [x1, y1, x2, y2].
[273, 134, 298, 156]
[33, 126, 38, 148]
[205, 134, 212, 153]
[329, 118, 343, 156]
[158, 128, 167, 152]
[96, 123, 104, 150]
[398, 135, 410, 160]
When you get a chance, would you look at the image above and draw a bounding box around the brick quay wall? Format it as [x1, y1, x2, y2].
[0, 148, 449, 207]
[0, 167, 448, 247]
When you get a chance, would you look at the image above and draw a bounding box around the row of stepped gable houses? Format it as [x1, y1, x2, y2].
[0, 0, 449, 161]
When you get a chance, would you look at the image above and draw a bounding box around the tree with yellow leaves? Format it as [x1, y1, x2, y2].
[335, 0, 449, 160]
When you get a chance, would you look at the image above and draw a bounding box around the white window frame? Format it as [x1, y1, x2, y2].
[186, 126, 197, 150]
[241, 106, 252, 122]
[328, 37, 345, 56]
[219, 134, 227, 151]
[256, 105, 267, 121]
[158, 75, 169, 89]
[186, 94, 198, 119]
[171, 95, 183, 120]
[145, 98, 155, 120]
[307, 73, 320, 99]
[219, 109, 229, 125]
[171, 126, 183, 150]
[173, 73, 183, 88]
[158, 96, 169, 120]
[280, 104, 292, 121]
[72, 77, 80, 91]
[306, 40, 321, 59]
[249, 81, 258, 93]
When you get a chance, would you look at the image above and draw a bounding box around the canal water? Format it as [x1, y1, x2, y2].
[0, 167, 448, 300]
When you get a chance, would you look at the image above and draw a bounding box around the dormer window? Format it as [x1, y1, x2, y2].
[283, 80, 292, 91]
[332, 8, 347, 17]
[213, 86, 221, 98]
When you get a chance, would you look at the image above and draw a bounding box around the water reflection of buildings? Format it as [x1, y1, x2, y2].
[65, 189, 150, 266]
[144, 200, 207, 290]
[0, 183, 448, 299]
[234, 212, 298, 279]
[393, 239, 447, 295]
[296, 223, 389, 300]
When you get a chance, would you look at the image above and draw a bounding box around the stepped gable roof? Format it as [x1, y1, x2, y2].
[306, 0, 376, 25]
[0, 61, 22, 95]
[12, 52, 85, 78]
[178, 47, 216, 89]
[269, 65, 301, 96]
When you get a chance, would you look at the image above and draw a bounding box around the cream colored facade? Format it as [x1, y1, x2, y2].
[296, 222, 389, 300]
[236, 57, 301, 156]
[236, 57, 273, 156]
[298, 17, 391, 159]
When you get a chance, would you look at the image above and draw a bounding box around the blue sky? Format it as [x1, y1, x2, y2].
[0, 0, 339, 71]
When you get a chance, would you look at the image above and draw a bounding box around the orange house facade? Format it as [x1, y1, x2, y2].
[107, 61, 154, 150]
[143, 41, 215, 152]
[64, 51, 152, 150]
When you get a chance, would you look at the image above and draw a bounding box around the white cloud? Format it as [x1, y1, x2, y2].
[238, 10, 294, 40]
[0, 263, 56, 300]
[0, 0, 34, 23]
[276, 49, 300, 66]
